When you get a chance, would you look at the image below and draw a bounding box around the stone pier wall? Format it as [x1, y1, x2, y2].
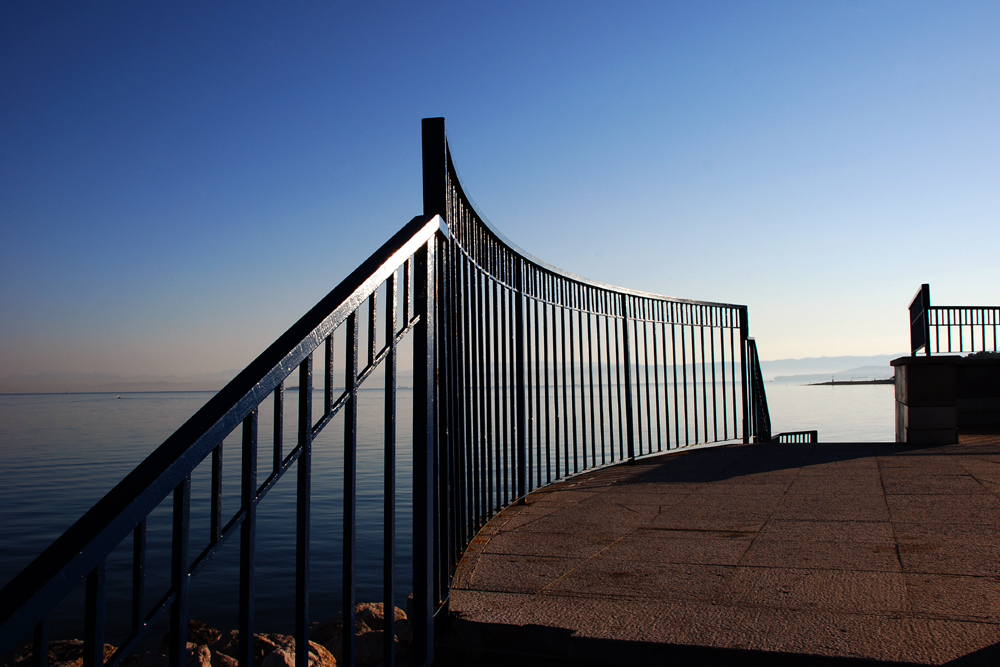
[892, 355, 1000, 444]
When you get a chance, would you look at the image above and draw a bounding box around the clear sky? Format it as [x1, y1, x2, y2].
[2, 2, 999, 384]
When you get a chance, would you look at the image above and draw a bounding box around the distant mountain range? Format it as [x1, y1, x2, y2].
[0, 369, 416, 394]
[1, 354, 905, 394]
[760, 354, 904, 383]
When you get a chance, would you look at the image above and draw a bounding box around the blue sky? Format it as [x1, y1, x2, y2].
[2, 2, 998, 383]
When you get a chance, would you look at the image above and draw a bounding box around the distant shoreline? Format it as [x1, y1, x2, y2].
[808, 378, 894, 386]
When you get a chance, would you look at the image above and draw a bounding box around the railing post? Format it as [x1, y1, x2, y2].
[422, 118, 447, 219]
[295, 361, 312, 667]
[515, 261, 527, 502]
[413, 237, 436, 667]
[922, 283, 931, 357]
[740, 306, 749, 444]
[620, 294, 636, 460]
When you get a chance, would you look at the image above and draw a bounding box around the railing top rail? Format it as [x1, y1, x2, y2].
[929, 305, 1000, 311]
[0, 214, 447, 652]
[428, 118, 746, 312]
[909, 283, 930, 312]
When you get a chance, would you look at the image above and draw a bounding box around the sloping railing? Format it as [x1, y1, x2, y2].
[910, 283, 1000, 356]
[1, 118, 768, 667]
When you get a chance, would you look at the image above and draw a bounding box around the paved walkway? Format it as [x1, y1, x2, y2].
[445, 435, 1000, 665]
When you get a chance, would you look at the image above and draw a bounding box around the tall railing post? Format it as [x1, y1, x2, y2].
[739, 306, 749, 444]
[515, 260, 527, 502]
[620, 294, 636, 460]
[422, 118, 447, 218]
[413, 237, 436, 667]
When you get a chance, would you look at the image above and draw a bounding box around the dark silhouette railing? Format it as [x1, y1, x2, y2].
[1, 118, 770, 667]
[909, 283, 1000, 356]
[745, 338, 770, 443]
[774, 430, 818, 444]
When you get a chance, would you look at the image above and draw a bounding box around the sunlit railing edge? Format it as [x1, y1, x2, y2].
[0, 214, 447, 665]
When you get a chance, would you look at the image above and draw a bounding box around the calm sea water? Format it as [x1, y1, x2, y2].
[0, 381, 894, 644]
[0, 389, 414, 647]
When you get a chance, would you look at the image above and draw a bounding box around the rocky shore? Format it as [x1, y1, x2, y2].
[2, 603, 410, 667]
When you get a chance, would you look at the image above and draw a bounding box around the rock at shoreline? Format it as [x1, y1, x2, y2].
[122, 623, 335, 667]
[310, 603, 408, 667]
[3, 607, 409, 667]
[1, 639, 117, 667]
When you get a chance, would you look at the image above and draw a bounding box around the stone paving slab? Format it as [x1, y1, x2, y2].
[446, 437, 1000, 665]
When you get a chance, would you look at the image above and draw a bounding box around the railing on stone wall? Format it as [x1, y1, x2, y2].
[0, 118, 769, 667]
[910, 283, 1000, 356]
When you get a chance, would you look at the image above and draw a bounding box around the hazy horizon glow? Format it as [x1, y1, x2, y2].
[2, 2, 998, 384]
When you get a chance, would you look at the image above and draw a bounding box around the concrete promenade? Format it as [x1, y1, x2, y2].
[443, 433, 1000, 665]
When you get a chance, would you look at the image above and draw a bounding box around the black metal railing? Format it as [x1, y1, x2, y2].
[1, 118, 771, 667]
[773, 430, 818, 444]
[910, 283, 1000, 356]
[745, 338, 771, 443]
[0, 215, 443, 667]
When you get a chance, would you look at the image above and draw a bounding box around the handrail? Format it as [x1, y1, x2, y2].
[2, 119, 772, 667]
[1, 214, 446, 667]
[909, 283, 1000, 356]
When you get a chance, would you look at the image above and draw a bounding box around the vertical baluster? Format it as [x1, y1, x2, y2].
[559, 286, 569, 476]
[740, 306, 750, 444]
[614, 300, 624, 460]
[479, 269, 492, 516]
[495, 279, 505, 509]
[730, 316, 738, 437]
[517, 264, 530, 500]
[413, 238, 436, 666]
[604, 295, 616, 460]
[368, 293, 377, 370]
[170, 472, 192, 667]
[455, 256, 469, 534]
[503, 279, 513, 504]
[700, 312, 708, 442]
[543, 291, 552, 484]
[533, 286, 543, 488]
[660, 313, 671, 450]
[720, 314, 728, 441]
[274, 383, 285, 475]
[643, 302, 653, 453]
[32, 617, 50, 667]
[324, 333, 334, 424]
[710, 311, 719, 442]
[691, 310, 700, 444]
[132, 520, 146, 635]
[209, 443, 223, 546]
[681, 312, 690, 446]
[568, 285, 578, 473]
[587, 305, 597, 467]
[238, 410, 257, 667]
[578, 298, 589, 469]
[465, 261, 479, 530]
[651, 303, 662, 451]
[383, 270, 397, 667]
[343, 311, 358, 667]
[84, 561, 106, 667]
[620, 294, 636, 460]
[596, 306, 607, 464]
[295, 359, 312, 667]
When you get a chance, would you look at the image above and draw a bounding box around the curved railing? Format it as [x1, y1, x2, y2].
[1, 118, 766, 667]
[423, 117, 756, 607]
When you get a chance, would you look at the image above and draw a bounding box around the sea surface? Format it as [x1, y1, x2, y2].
[0, 381, 894, 644]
